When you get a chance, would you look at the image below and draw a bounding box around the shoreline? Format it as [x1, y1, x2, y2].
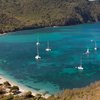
[0, 32, 7, 36]
[0, 74, 100, 100]
[0, 74, 50, 98]
[0, 21, 98, 35]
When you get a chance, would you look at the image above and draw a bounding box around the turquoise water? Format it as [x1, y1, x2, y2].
[0, 22, 100, 94]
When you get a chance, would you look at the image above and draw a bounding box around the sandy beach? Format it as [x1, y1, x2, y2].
[0, 74, 50, 98]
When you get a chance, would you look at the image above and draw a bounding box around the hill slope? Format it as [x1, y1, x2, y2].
[0, 0, 100, 33]
[47, 81, 100, 100]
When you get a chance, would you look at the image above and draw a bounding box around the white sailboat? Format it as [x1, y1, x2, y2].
[36, 34, 40, 46]
[35, 45, 41, 60]
[45, 41, 51, 52]
[77, 58, 84, 70]
[91, 40, 97, 51]
[84, 48, 90, 55]
[94, 41, 97, 51]
[36, 41, 40, 46]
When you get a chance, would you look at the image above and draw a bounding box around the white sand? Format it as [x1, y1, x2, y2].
[0, 75, 50, 98]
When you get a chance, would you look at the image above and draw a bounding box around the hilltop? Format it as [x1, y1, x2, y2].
[0, 0, 100, 33]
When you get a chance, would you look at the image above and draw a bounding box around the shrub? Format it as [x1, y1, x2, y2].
[3, 81, 11, 88]
[10, 86, 19, 95]
[24, 91, 33, 98]
[0, 89, 6, 95]
[3, 94, 14, 100]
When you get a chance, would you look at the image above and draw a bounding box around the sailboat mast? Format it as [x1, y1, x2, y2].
[37, 36, 39, 43]
[37, 33, 39, 42]
[94, 41, 96, 48]
[80, 57, 82, 66]
[37, 45, 39, 55]
[47, 41, 49, 48]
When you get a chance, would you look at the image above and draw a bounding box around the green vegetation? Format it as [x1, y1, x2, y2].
[0, 89, 6, 95]
[47, 81, 100, 100]
[24, 91, 33, 98]
[3, 81, 11, 88]
[0, 0, 100, 33]
[0, 81, 100, 100]
[10, 86, 19, 95]
[0, 82, 46, 100]
[2, 94, 14, 100]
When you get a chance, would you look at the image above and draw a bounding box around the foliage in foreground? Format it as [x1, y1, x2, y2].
[0, 81, 100, 100]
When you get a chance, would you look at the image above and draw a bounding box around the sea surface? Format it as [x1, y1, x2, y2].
[0, 22, 100, 95]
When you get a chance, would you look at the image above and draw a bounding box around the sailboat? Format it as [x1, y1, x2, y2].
[36, 41, 40, 46]
[84, 48, 90, 55]
[36, 34, 40, 46]
[77, 58, 84, 70]
[94, 41, 97, 51]
[45, 41, 51, 52]
[91, 40, 97, 51]
[35, 45, 41, 60]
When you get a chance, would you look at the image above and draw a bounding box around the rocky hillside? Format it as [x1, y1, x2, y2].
[47, 81, 100, 100]
[0, 0, 100, 33]
[0, 81, 100, 100]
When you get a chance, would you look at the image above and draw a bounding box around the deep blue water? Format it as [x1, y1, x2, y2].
[0, 22, 100, 94]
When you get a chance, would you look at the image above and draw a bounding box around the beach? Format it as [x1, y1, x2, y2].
[0, 74, 50, 98]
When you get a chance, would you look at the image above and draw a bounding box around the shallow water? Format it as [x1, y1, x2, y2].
[0, 22, 100, 94]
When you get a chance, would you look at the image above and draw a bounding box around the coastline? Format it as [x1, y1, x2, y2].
[0, 73, 100, 100]
[0, 21, 98, 35]
[0, 32, 7, 36]
[0, 74, 50, 98]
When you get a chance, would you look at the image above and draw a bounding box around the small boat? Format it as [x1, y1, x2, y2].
[35, 55, 41, 60]
[77, 65, 84, 70]
[91, 40, 97, 51]
[94, 41, 97, 51]
[36, 42, 40, 46]
[35, 45, 41, 60]
[36, 34, 40, 46]
[45, 41, 51, 52]
[94, 47, 97, 51]
[84, 48, 90, 55]
[77, 57, 84, 70]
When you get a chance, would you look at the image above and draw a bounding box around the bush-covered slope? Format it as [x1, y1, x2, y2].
[0, 81, 100, 100]
[47, 81, 100, 100]
[0, 0, 100, 33]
